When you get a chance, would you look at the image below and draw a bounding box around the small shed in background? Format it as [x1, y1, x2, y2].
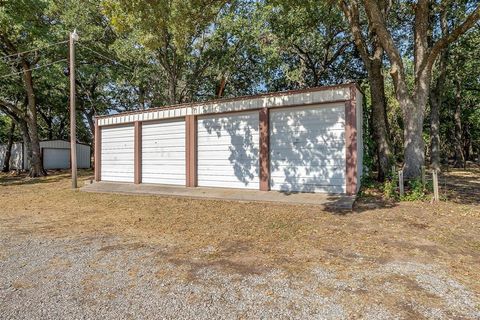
[0, 140, 91, 170]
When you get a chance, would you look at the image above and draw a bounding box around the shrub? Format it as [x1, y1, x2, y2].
[400, 178, 433, 201]
[383, 176, 399, 200]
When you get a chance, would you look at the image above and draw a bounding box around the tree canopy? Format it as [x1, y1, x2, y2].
[0, 0, 479, 179]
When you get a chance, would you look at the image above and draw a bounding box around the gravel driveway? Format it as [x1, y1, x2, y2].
[1, 231, 479, 320]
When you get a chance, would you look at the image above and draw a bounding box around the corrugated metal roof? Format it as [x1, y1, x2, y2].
[96, 83, 359, 127]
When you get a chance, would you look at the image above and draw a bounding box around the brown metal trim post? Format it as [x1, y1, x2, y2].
[259, 108, 270, 191]
[134, 121, 142, 184]
[185, 115, 197, 187]
[94, 119, 101, 182]
[345, 84, 358, 195]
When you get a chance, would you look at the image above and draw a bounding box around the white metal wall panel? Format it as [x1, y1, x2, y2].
[43, 148, 70, 169]
[142, 119, 186, 185]
[270, 104, 346, 193]
[197, 111, 259, 189]
[101, 125, 134, 182]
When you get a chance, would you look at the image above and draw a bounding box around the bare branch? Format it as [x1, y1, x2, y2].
[340, 0, 371, 69]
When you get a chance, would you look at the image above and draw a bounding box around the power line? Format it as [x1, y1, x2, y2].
[77, 43, 133, 70]
[0, 59, 67, 79]
[0, 39, 134, 80]
[0, 40, 68, 61]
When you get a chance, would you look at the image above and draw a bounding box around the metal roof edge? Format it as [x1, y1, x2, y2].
[94, 82, 358, 120]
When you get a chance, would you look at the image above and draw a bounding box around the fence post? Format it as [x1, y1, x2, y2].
[399, 170, 404, 198]
[432, 170, 439, 202]
[421, 165, 426, 186]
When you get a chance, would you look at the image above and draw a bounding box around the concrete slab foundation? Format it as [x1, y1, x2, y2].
[81, 182, 356, 211]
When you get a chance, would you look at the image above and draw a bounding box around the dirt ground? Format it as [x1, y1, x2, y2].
[0, 169, 479, 319]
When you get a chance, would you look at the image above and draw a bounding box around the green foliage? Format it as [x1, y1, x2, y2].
[263, 0, 363, 89]
[102, 0, 226, 52]
[400, 179, 433, 202]
[0, 115, 11, 143]
[382, 175, 399, 201]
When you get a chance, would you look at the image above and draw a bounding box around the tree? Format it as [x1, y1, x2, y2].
[340, 0, 392, 181]
[50, 0, 123, 138]
[361, 0, 480, 178]
[102, 0, 228, 104]
[263, 1, 360, 90]
[441, 25, 480, 167]
[428, 4, 449, 171]
[0, 0, 59, 176]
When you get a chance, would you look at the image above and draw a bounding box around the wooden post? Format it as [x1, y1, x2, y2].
[398, 170, 404, 198]
[421, 165, 426, 186]
[69, 30, 79, 189]
[433, 169, 439, 202]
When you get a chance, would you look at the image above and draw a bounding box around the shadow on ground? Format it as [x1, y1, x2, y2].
[0, 169, 93, 187]
[439, 168, 480, 205]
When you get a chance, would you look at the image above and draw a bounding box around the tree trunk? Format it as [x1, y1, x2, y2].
[453, 78, 464, 168]
[401, 95, 425, 179]
[17, 119, 31, 171]
[429, 7, 449, 171]
[2, 122, 15, 172]
[84, 109, 95, 138]
[463, 122, 471, 161]
[22, 61, 46, 177]
[139, 86, 146, 109]
[429, 93, 441, 170]
[369, 58, 392, 181]
[47, 119, 53, 140]
[429, 94, 441, 171]
[339, 2, 392, 181]
[216, 75, 227, 98]
[429, 50, 448, 171]
[168, 72, 178, 104]
[57, 116, 67, 139]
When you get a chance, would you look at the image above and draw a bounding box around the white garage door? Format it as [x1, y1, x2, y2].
[270, 104, 346, 193]
[142, 119, 186, 185]
[43, 148, 70, 169]
[101, 125, 134, 182]
[197, 111, 259, 189]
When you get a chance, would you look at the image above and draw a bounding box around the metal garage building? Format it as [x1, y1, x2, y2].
[0, 140, 91, 170]
[94, 83, 363, 194]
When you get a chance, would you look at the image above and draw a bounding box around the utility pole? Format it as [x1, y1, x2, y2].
[70, 30, 79, 189]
